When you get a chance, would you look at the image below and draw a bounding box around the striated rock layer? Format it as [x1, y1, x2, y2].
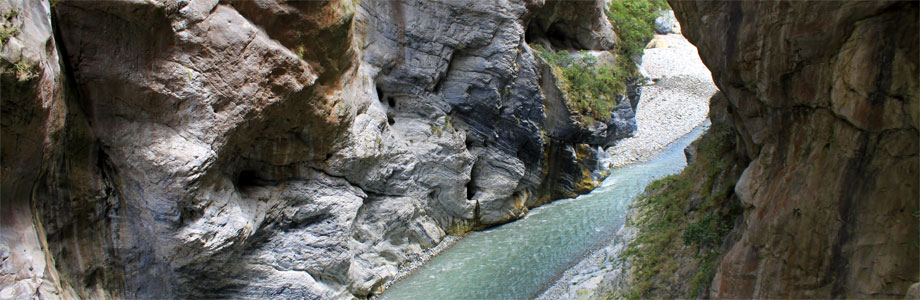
[1, 0, 637, 299]
[671, 0, 918, 298]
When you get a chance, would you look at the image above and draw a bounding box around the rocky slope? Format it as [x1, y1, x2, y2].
[1, 0, 640, 299]
[664, 0, 917, 298]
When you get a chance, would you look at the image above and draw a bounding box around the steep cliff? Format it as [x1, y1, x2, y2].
[1, 0, 640, 299]
[632, 1, 919, 298]
[1, 0, 74, 298]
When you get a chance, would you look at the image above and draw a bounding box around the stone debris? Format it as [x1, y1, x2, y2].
[377, 235, 461, 293]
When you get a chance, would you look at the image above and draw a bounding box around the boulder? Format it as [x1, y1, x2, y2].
[654, 10, 678, 34]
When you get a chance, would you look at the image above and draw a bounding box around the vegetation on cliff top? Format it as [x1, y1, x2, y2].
[536, 47, 626, 123]
[535, 0, 668, 123]
[617, 124, 744, 299]
[607, 0, 669, 67]
[0, 9, 20, 48]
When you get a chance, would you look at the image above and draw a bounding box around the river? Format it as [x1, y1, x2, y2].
[378, 122, 709, 300]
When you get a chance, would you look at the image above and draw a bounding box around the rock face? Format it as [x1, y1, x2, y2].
[526, 0, 617, 51]
[672, 1, 919, 298]
[1, 0, 636, 299]
[653, 10, 678, 35]
[1, 0, 72, 298]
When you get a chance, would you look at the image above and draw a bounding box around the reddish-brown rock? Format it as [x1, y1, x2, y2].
[671, 1, 918, 298]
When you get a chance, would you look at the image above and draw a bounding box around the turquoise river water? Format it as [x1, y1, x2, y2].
[379, 122, 709, 300]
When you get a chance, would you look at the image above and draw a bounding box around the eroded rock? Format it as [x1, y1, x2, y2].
[673, 1, 919, 298]
[1, 0, 636, 299]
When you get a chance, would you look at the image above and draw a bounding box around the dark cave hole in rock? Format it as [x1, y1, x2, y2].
[387, 114, 396, 126]
[83, 268, 102, 288]
[466, 175, 478, 200]
[285, 212, 332, 231]
[95, 148, 110, 173]
[525, 19, 581, 51]
[465, 133, 476, 149]
[516, 148, 527, 162]
[179, 205, 202, 225]
[236, 170, 261, 187]
[388, 96, 396, 108]
[545, 23, 575, 50]
[376, 85, 384, 103]
[524, 21, 543, 47]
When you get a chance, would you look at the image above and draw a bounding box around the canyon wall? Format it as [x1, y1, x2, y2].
[672, 0, 918, 298]
[1, 0, 636, 298]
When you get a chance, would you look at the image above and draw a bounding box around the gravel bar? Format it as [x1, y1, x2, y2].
[604, 33, 717, 169]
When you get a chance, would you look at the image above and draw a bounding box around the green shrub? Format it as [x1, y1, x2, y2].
[530, 0, 667, 124]
[0, 9, 19, 47]
[913, 210, 920, 249]
[606, 0, 669, 76]
[535, 46, 626, 122]
[430, 123, 443, 137]
[13, 60, 35, 81]
[687, 255, 717, 297]
[683, 214, 731, 250]
[618, 125, 743, 299]
[0, 27, 16, 47]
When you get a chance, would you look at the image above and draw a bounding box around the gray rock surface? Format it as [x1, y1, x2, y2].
[654, 10, 678, 34]
[1, 0, 70, 299]
[527, 0, 618, 51]
[1, 0, 637, 299]
[905, 282, 920, 300]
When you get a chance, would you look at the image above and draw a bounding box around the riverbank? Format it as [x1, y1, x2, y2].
[537, 31, 717, 299]
[533, 209, 639, 300]
[375, 29, 715, 300]
[604, 33, 716, 169]
[377, 121, 709, 299]
[376, 235, 462, 293]
[535, 122, 711, 300]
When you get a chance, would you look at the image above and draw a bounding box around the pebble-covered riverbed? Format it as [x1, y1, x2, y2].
[604, 33, 717, 169]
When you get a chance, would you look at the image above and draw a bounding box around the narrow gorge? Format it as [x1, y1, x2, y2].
[1, 0, 916, 300]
